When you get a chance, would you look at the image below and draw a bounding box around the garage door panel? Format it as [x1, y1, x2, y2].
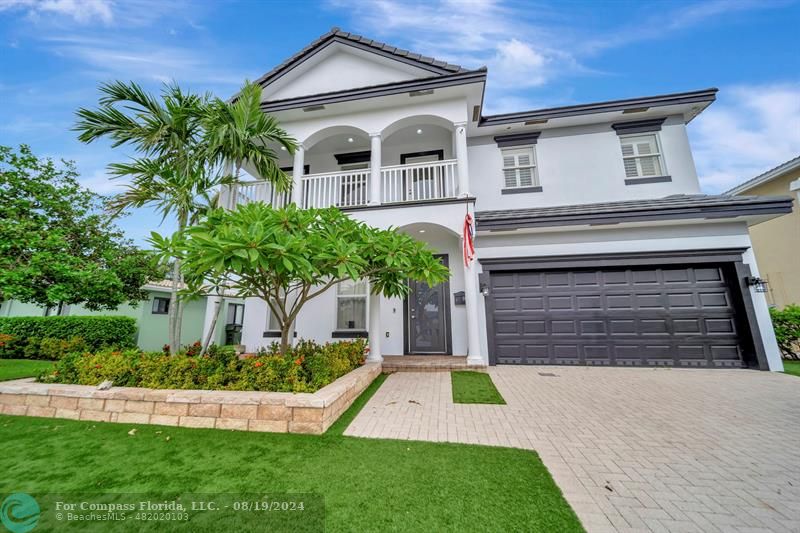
[490, 265, 745, 368]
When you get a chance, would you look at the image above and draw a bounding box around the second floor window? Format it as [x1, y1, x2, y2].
[619, 134, 665, 178]
[501, 146, 537, 189]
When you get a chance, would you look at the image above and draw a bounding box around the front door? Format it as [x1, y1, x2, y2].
[407, 254, 451, 354]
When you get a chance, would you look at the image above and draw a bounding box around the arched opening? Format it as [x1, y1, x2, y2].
[396, 222, 463, 355]
[380, 117, 458, 203]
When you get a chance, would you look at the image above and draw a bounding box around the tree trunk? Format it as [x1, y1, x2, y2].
[280, 322, 292, 355]
[169, 211, 189, 354]
[167, 260, 180, 354]
[174, 277, 185, 350]
[200, 296, 223, 356]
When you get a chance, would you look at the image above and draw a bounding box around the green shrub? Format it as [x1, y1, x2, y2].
[770, 305, 800, 359]
[39, 339, 367, 393]
[20, 337, 87, 360]
[0, 316, 136, 359]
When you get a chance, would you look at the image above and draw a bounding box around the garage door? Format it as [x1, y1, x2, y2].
[489, 265, 746, 368]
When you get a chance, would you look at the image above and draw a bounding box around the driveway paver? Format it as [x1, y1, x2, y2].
[345, 366, 800, 532]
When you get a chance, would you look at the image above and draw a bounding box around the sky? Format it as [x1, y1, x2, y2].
[1, 0, 799, 244]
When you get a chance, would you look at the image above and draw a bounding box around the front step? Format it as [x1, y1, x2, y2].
[381, 355, 487, 373]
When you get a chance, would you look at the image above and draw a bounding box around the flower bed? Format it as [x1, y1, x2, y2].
[39, 340, 367, 393]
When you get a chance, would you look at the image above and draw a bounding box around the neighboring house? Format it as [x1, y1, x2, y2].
[727, 156, 800, 309]
[0, 281, 245, 351]
[217, 28, 792, 371]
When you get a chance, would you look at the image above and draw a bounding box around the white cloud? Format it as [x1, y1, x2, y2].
[0, 0, 114, 24]
[690, 83, 800, 193]
[43, 35, 248, 87]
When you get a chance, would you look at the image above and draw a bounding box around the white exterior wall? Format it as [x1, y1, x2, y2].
[468, 116, 701, 211]
[475, 221, 783, 371]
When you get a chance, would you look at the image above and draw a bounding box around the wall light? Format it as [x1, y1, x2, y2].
[347, 137, 354, 143]
[479, 283, 490, 296]
[416, 128, 423, 134]
[745, 276, 769, 293]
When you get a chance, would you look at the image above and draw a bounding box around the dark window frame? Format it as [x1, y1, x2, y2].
[151, 297, 170, 315]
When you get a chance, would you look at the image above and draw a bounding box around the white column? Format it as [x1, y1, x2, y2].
[453, 121, 470, 197]
[463, 260, 485, 365]
[367, 293, 383, 362]
[369, 133, 382, 205]
[291, 145, 305, 207]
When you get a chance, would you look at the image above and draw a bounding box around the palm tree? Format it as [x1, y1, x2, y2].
[198, 81, 297, 353]
[75, 80, 297, 355]
[203, 81, 296, 186]
[75, 82, 221, 353]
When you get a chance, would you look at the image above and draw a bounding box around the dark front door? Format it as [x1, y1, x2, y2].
[407, 255, 451, 354]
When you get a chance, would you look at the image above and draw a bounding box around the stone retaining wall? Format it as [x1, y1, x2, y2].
[0, 363, 381, 435]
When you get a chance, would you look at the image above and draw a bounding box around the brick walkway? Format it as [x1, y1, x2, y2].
[345, 366, 800, 532]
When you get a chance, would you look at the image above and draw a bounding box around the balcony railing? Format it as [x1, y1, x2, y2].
[302, 169, 370, 208]
[381, 159, 458, 204]
[231, 181, 290, 208]
[227, 159, 459, 209]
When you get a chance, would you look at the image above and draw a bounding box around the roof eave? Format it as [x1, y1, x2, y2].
[477, 88, 718, 127]
[475, 197, 793, 232]
[726, 156, 800, 195]
[259, 69, 487, 113]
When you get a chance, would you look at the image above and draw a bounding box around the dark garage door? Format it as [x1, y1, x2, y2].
[489, 265, 746, 368]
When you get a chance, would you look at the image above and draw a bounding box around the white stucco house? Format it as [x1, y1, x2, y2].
[205, 28, 792, 371]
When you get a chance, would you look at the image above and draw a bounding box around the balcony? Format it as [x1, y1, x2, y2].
[228, 158, 460, 210]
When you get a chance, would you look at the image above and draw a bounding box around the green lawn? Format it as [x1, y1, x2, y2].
[0, 371, 581, 532]
[0, 359, 53, 381]
[451, 371, 506, 404]
[783, 359, 800, 377]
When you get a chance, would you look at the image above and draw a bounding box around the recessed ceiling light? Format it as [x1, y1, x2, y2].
[416, 128, 423, 134]
[280, 146, 287, 151]
[347, 137, 354, 143]
[419, 229, 426, 233]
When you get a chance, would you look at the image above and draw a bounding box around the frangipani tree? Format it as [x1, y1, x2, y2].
[163, 203, 450, 354]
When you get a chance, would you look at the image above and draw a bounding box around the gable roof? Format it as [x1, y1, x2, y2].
[475, 194, 793, 231]
[252, 28, 470, 92]
[726, 155, 800, 195]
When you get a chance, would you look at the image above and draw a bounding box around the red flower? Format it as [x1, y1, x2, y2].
[95, 364, 102, 369]
[254, 361, 263, 368]
[294, 358, 302, 366]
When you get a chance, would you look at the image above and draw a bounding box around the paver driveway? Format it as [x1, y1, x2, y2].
[345, 367, 800, 532]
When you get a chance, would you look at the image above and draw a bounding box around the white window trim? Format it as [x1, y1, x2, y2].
[619, 132, 668, 179]
[500, 145, 539, 189]
[334, 280, 369, 332]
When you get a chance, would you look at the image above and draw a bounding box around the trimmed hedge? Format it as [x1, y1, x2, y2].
[0, 316, 137, 359]
[39, 339, 367, 393]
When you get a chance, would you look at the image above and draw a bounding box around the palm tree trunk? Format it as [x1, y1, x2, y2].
[169, 210, 189, 354]
[168, 260, 180, 354]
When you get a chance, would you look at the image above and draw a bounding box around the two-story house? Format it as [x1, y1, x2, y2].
[210, 28, 792, 372]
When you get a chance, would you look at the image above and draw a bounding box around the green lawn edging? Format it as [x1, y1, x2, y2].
[451, 371, 506, 404]
[325, 373, 388, 436]
[782, 360, 800, 377]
